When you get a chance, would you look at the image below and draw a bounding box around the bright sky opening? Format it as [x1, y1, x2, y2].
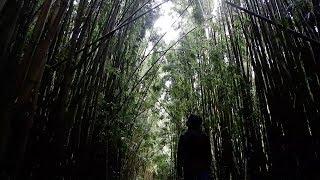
[153, 1, 181, 43]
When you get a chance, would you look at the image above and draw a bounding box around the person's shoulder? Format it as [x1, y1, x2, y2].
[179, 130, 188, 139]
[182, 129, 189, 134]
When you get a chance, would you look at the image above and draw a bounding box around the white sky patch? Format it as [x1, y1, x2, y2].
[163, 145, 170, 154]
[144, 41, 154, 56]
[153, 0, 219, 44]
[160, 93, 166, 100]
[165, 80, 172, 88]
[153, 1, 181, 43]
[211, 0, 219, 17]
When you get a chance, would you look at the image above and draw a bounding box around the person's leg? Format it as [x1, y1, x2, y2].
[184, 172, 197, 180]
[197, 171, 210, 180]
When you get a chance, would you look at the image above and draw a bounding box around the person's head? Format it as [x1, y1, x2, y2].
[186, 114, 202, 130]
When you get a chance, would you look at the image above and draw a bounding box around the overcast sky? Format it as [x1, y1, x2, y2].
[153, 1, 181, 43]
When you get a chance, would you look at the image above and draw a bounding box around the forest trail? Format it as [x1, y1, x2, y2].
[0, 0, 320, 179]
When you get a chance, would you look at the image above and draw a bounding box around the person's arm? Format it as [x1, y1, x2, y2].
[177, 135, 184, 179]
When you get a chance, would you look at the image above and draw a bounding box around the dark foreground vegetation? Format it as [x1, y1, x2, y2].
[0, 0, 319, 179]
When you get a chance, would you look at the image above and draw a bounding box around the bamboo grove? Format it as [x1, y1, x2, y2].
[163, 0, 320, 179]
[0, 0, 167, 178]
[0, 0, 320, 179]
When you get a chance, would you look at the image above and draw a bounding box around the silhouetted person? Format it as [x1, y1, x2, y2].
[177, 114, 212, 180]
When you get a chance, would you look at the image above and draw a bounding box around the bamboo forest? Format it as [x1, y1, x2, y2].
[1, 0, 320, 179]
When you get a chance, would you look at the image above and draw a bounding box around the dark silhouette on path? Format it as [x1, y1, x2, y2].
[177, 114, 212, 180]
